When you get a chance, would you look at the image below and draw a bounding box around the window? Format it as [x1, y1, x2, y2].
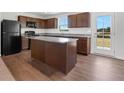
[96, 16, 111, 50]
[59, 16, 68, 31]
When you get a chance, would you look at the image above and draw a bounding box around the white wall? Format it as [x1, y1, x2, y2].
[114, 12, 124, 60]
[0, 13, 2, 56]
[44, 12, 92, 35]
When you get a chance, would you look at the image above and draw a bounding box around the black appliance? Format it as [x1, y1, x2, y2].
[1, 20, 21, 56]
[24, 31, 35, 36]
[26, 21, 36, 28]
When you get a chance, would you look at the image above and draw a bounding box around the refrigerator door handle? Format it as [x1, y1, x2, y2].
[3, 32, 6, 34]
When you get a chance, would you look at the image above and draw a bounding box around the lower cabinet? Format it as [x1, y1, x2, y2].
[31, 39, 45, 62]
[77, 37, 91, 55]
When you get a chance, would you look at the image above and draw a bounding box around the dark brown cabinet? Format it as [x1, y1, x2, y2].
[18, 16, 57, 29]
[35, 19, 45, 28]
[68, 12, 90, 28]
[68, 15, 77, 28]
[18, 16, 44, 28]
[77, 37, 91, 55]
[31, 39, 45, 62]
[39, 19, 45, 28]
[77, 13, 90, 27]
[35, 19, 40, 28]
[45, 18, 57, 29]
[27, 17, 36, 22]
[18, 16, 27, 28]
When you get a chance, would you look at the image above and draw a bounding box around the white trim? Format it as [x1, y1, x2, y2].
[91, 12, 115, 56]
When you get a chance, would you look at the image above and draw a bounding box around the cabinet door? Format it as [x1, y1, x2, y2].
[47, 19, 52, 28]
[39, 19, 45, 28]
[77, 12, 90, 27]
[18, 16, 27, 28]
[68, 15, 77, 28]
[77, 37, 90, 55]
[31, 40, 45, 62]
[35, 19, 45, 28]
[44, 19, 48, 28]
[27, 17, 36, 22]
[35, 19, 40, 28]
[45, 18, 57, 28]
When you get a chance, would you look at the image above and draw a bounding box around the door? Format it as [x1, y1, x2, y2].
[92, 13, 115, 56]
[1, 20, 21, 55]
[2, 32, 21, 55]
[2, 20, 20, 33]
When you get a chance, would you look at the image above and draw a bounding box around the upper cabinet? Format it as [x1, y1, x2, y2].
[18, 16, 57, 29]
[45, 18, 58, 29]
[26, 17, 36, 22]
[68, 15, 77, 28]
[39, 19, 46, 28]
[68, 12, 90, 28]
[35, 19, 45, 28]
[77, 12, 90, 27]
[18, 13, 90, 29]
[18, 16, 44, 29]
[18, 16, 27, 28]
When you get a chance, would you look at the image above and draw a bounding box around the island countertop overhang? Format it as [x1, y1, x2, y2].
[25, 36, 78, 43]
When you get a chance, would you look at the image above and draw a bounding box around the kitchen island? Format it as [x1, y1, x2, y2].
[28, 36, 78, 74]
[38, 33, 91, 55]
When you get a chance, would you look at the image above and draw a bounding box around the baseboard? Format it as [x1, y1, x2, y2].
[91, 53, 124, 61]
[115, 56, 124, 61]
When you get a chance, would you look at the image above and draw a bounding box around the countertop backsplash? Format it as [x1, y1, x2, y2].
[21, 28, 45, 35]
[21, 27, 92, 35]
[45, 28, 92, 35]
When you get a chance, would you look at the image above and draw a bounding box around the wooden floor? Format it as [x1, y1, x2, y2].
[0, 58, 15, 81]
[2, 50, 124, 81]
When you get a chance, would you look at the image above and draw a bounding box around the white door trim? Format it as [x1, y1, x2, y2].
[91, 12, 115, 57]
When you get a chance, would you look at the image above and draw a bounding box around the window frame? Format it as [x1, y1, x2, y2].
[58, 15, 69, 31]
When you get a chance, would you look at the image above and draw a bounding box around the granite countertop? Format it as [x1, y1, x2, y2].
[25, 36, 78, 43]
[39, 33, 91, 38]
[0, 58, 15, 81]
[21, 33, 91, 38]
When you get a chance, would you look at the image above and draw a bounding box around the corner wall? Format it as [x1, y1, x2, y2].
[0, 13, 2, 56]
[114, 12, 124, 60]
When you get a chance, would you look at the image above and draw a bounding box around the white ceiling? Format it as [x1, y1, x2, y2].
[30, 12, 68, 16]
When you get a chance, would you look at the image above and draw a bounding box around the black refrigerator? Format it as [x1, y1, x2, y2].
[1, 19, 21, 56]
